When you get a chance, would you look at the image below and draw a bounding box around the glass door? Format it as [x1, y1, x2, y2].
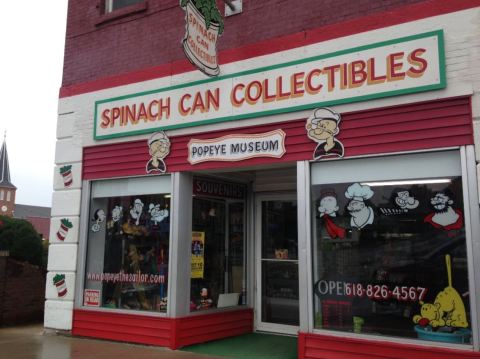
[255, 194, 299, 334]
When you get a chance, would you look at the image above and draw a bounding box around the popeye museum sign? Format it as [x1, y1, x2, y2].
[94, 31, 445, 140]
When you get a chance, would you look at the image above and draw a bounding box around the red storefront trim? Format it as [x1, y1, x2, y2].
[299, 332, 480, 358]
[82, 96, 473, 180]
[59, 0, 480, 98]
[72, 307, 253, 349]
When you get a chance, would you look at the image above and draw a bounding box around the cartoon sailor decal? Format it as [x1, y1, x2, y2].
[148, 203, 169, 225]
[380, 190, 420, 215]
[91, 209, 106, 232]
[318, 189, 346, 239]
[345, 183, 375, 229]
[130, 199, 144, 226]
[424, 191, 463, 231]
[111, 205, 123, 222]
[306, 107, 344, 160]
[146, 131, 170, 174]
[395, 190, 419, 210]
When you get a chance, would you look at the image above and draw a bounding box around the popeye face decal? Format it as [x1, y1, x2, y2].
[306, 107, 344, 160]
[146, 131, 171, 174]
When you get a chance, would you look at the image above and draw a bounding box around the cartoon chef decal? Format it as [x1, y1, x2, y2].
[306, 107, 344, 160]
[345, 183, 375, 229]
[424, 191, 463, 231]
[146, 131, 170, 173]
[318, 189, 346, 239]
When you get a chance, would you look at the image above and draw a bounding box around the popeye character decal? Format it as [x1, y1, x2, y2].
[111, 205, 123, 223]
[91, 209, 106, 232]
[130, 199, 144, 226]
[180, 0, 224, 77]
[380, 190, 420, 215]
[424, 191, 463, 231]
[146, 131, 170, 174]
[395, 190, 419, 210]
[413, 255, 469, 329]
[148, 203, 169, 225]
[318, 189, 346, 239]
[306, 107, 344, 160]
[345, 183, 374, 229]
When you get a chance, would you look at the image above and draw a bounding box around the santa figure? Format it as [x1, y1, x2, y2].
[318, 189, 346, 239]
[424, 191, 463, 231]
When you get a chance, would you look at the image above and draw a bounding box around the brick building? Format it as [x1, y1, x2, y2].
[47, 1, 480, 357]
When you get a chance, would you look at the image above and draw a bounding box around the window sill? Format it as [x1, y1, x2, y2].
[95, 1, 148, 26]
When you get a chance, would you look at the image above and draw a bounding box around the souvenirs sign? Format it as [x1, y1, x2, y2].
[188, 130, 286, 164]
[95, 31, 445, 140]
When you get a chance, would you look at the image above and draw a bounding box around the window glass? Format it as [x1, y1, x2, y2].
[6, 191, 11, 202]
[84, 176, 171, 313]
[311, 152, 472, 344]
[190, 178, 246, 311]
[106, 0, 144, 12]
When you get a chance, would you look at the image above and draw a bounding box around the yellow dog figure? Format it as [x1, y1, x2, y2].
[413, 254, 468, 328]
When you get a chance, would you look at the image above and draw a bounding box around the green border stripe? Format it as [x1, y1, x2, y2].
[94, 30, 445, 140]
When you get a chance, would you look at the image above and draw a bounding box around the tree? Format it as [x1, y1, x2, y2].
[0, 215, 44, 267]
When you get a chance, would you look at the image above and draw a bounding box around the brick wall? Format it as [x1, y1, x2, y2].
[62, 0, 425, 87]
[0, 256, 46, 326]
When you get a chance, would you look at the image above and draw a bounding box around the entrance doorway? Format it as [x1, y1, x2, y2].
[255, 194, 299, 335]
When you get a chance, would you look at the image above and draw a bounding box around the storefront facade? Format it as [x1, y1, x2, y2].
[46, 1, 480, 357]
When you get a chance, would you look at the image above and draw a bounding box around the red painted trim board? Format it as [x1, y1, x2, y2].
[59, 0, 480, 98]
[82, 96, 473, 180]
[299, 332, 480, 358]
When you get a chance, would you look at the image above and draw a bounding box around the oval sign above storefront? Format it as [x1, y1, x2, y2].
[188, 129, 286, 164]
[94, 30, 445, 140]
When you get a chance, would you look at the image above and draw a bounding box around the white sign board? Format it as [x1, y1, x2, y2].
[94, 31, 445, 140]
[188, 130, 286, 164]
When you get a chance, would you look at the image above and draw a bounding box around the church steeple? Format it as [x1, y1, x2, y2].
[0, 134, 16, 217]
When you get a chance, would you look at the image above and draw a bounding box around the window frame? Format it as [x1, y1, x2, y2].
[302, 147, 480, 350]
[104, 0, 146, 13]
[75, 175, 173, 317]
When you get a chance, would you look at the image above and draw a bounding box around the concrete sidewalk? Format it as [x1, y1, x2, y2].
[0, 324, 222, 359]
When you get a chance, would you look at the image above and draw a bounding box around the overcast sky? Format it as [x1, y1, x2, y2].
[1, 2, 68, 207]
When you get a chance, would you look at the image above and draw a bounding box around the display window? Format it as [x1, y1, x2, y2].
[190, 178, 247, 312]
[83, 176, 171, 313]
[311, 151, 472, 344]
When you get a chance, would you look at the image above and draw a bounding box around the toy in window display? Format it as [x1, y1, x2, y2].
[318, 189, 346, 239]
[197, 287, 213, 310]
[424, 191, 463, 231]
[345, 183, 375, 230]
[124, 244, 151, 310]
